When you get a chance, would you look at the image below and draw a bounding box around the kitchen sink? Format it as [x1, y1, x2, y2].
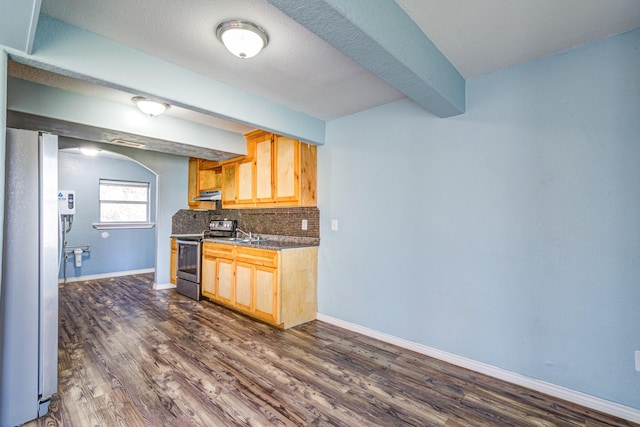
[215, 237, 263, 243]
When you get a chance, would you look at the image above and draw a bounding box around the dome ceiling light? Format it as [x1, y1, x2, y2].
[216, 20, 269, 59]
[132, 96, 170, 117]
[80, 147, 100, 156]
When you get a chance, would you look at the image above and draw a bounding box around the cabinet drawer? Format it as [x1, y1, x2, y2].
[235, 246, 278, 268]
[202, 242, 234, 259]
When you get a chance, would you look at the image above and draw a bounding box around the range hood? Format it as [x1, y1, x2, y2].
[193, 190, 221, 201]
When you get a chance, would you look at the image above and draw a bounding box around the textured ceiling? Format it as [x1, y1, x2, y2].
[396, 0, 640, 78]
[8, 0, 640, 153]
[39, 0, 405, 122]
[36, 0, 640, 120]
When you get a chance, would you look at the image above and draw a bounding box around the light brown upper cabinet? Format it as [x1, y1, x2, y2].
[221, 163, 236, 206]
[188, 130, 316, 209]
[199, 159, 222, 192]
[255, 133, 273, 202]
[221, 130, 317, 209]
[235, 158, 254, 206]
[188, 158, 199, 209]
[188, 158, 219, 210]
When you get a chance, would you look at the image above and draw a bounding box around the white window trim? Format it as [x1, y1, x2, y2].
[92, 222, 156, 230]
[98, 179, 152, 225]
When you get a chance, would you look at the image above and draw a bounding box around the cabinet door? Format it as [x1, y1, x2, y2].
[254, 266, 278, 324]
[222, 163, 236, 206]
[236, 160, 254, 204]
[201, 255, 216, 299]
[255, 137, 273, 201]
[170, 239, 177, 284]
[188, 158, 199, 208]
[235, 262, 254, 312]
[216, 258, 234, 305]
[274, 135, 300, 203]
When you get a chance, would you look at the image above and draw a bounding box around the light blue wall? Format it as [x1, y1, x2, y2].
[318, 28, 640, 409]
[58, 150, 156, 279]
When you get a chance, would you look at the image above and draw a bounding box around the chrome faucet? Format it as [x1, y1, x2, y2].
[236, 228, 261, 242]
[236, 228, 252, 240]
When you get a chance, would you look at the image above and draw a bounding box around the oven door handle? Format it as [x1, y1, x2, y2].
[177, 240, 200, 246]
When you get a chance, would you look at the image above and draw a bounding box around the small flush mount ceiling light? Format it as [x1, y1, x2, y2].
[80, 147, 100, 156]
[216, 20, 269, 59]
[132, 96, 170, 117]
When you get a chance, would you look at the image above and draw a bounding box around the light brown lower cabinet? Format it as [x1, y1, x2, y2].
[201, 242, 317, 329]
[170, 238, 177, 285]
[202, 243, 234, 306]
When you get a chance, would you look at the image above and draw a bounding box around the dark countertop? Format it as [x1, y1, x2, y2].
[171, 233, 205, 240]
[203, 234, 319, 250]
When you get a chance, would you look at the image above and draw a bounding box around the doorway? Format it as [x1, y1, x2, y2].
[57, 147, 158, 282]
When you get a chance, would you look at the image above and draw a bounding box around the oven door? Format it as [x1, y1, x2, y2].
[177, 240, 201, 283]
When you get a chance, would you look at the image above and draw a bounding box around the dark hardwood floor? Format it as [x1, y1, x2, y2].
[25, 274, 637, 426]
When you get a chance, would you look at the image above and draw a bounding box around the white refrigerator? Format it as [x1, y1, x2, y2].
[0, 129, 59, 426]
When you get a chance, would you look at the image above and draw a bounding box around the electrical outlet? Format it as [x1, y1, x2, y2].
[635, 351, 640, 372]
[301, 219, 308, 230]
[331, 219, 339, 231]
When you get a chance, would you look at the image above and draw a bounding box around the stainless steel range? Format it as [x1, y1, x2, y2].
[175, 219, 236, 300]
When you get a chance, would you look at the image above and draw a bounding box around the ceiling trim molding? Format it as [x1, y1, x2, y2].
[265, 0, 465, 117]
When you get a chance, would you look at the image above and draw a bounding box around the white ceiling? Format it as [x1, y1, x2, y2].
[14, 0, 640, 131]
[397, 0, 640, 79]
[39, 0, 406, 122]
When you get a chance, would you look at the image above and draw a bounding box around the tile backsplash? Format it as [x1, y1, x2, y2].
[172, 206, 320, 238]
[172, 210, 210, 235]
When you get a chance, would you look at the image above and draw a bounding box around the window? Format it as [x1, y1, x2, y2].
[96, 179, 153, 228]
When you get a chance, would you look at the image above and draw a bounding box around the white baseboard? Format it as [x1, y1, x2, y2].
[316, 313, 640, 423]
[59, 268, 155, 283]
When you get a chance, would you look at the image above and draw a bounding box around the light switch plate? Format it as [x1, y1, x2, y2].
[301, 219, 308, 230]
[331, 219, 339, 231]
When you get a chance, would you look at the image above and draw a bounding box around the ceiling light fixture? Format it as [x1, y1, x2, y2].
[80, 147, 100, 156]
[216, 20, 269, 59]
[132, 96, 170, 117]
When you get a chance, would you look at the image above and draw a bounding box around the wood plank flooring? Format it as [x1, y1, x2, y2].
[25, 274, 637, 427]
